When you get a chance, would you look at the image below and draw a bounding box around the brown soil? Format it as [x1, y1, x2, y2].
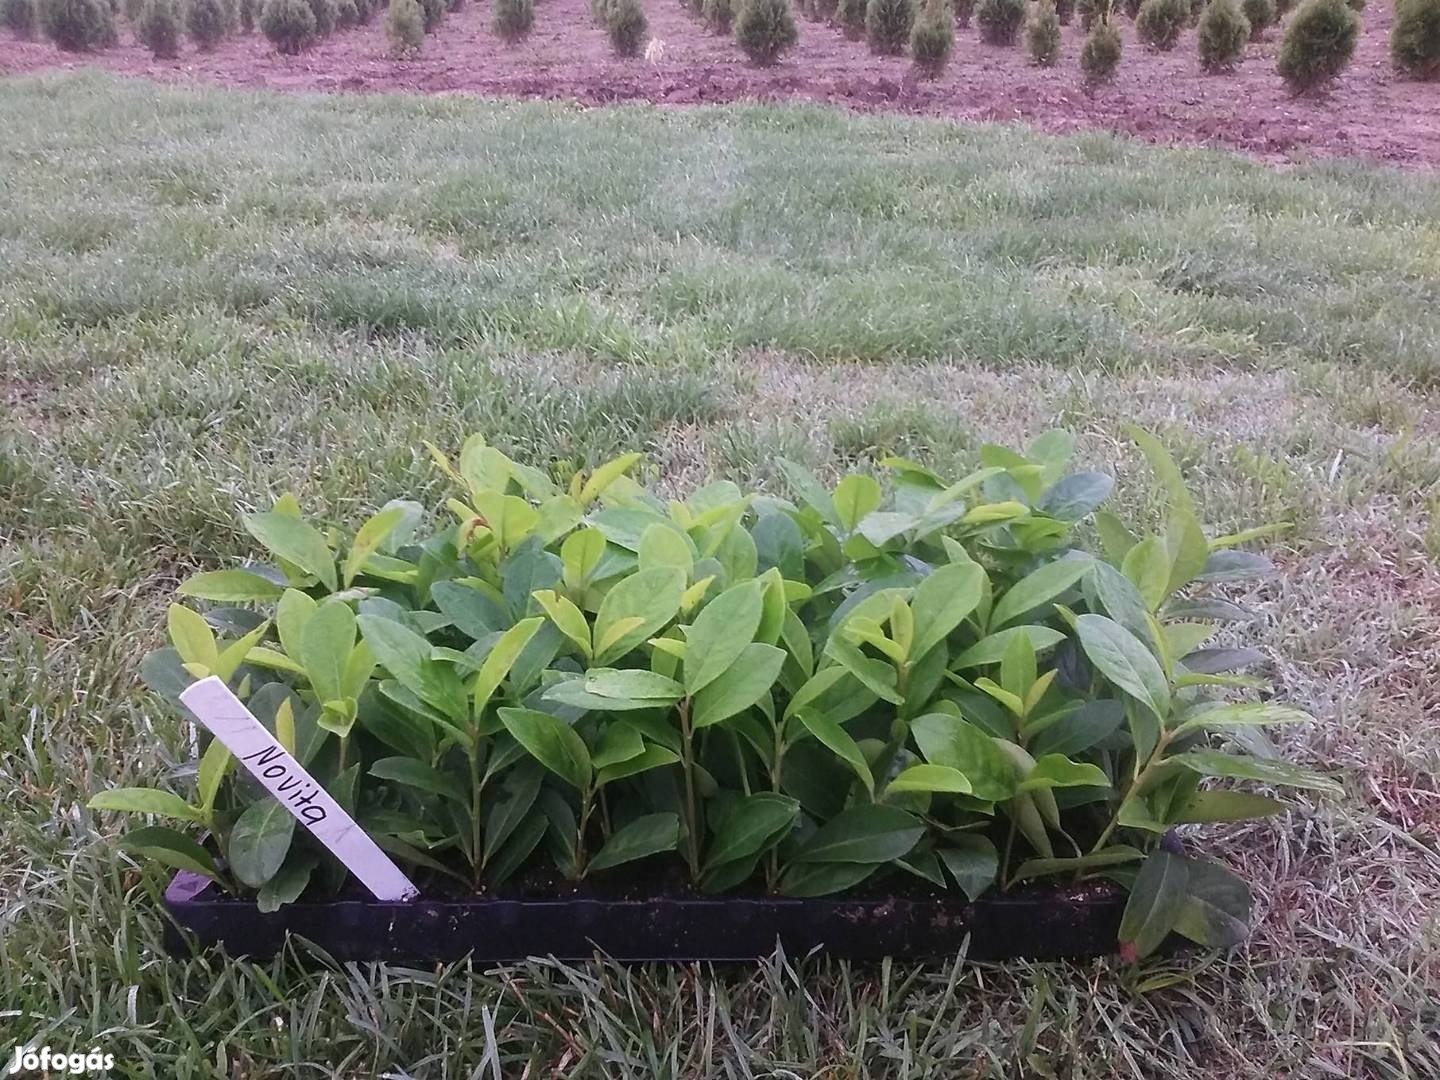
[2, 0, 1438, 165]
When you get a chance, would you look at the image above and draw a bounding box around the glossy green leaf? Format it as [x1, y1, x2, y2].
[692, 643, 786, 729]
[950, 625, 1067, 669]
[593, 568, 685, 665]
[473, 617, 545, 707]
[936, 835, 998, 900]
[909, 561, 986, 662]
[498, 707, 592, 792]
[989, 559, 1093, 631]
[1169, 702, 1311, 739]
[886, 763, 973, 796]
[228, 798, 298, 888]
[795, 708, 874, 796]
[179, 569, 285, 603]
[703, 793, 800, 872]
[1118, 849, 1189, 962]
[684, 580, 764, 695]
[910, 712, 1015, 801]
[587, 813, 680, 874]
[1011, 845, 1143, 883]
[1175, 790, 1286, 823]
[298, 600, 355, 704]
[117, 825, 222, 882]
[792, 804, 924, 864]
[342, 504, 409, 588]
[1074, 613, 1169, 719]
[833, 473, 882, 532]
[244, 511, 336, 592]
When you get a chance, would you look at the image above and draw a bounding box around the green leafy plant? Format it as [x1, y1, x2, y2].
[1391, 0, 1440, 79]
[39, 0, 117, 49]
[1239, 0, 1271, 36]
[1027, 0, 1061, 62]
[865, 0, 912, 53]
[1198, 0, 1248, 66]
[1081, 9, 1122, 78]
[734, 0, 797, 62]
[259, 0, 314, 49]
[1277, 0, 1359, 91]
[976, 0, 1024, 42]
[910, 0, 953, 74]
[98, 430, 1336, 958]
[1136, 0, 1187, 47]
[136, 0, 181, 53]
[385, 0, 421, 51]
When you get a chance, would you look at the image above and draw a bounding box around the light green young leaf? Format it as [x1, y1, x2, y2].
[342, 505, 409, 588]
[833, 474, 882, 532]
[684, 580, 764, 696]
[886, 763, 973, 796]
[1169, 702, 1312, 739]
[88, 787, 205, 824]
[473, 617, 545, 707]
[1122, 536, 1171, 613]
[1166, 750, 1341, 793]
[298, 601, 356, 703]
[244, 511, 337, 592]
[593, 568, 685, 665]
[168, 604, 218, 673]
[179, 569, 285, 603]
[910, 712, 1016, 801]
[585, 668, 685, 703]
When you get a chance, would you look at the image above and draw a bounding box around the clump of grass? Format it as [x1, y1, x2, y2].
[259, 0, 313, 49]
[39, 0, 117, 49]
[305, 0, 336, 32]
[1277, 0, 1360, 91]
[866, 0, 911, 52]
[1027, 0, 1061, 62]
[975, 0, 1024, 42]
[1197, 0, 1248, 66]
[492, 0, 532, 40]
[184, 0, 230, 48]
[734, 0, 796, 62]
[910, 0, 953, 73]
[1136, 0, 1187, 47]
[136, 0, 181, 52]
[385, 0, 421, 51]
[1391, 0, 1440, 79]
[606, 0, 648, 55]
[1239, 0, 1271, 36]
[1081, 11, 1122, 80]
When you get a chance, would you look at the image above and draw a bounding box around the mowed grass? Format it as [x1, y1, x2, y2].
[2, 70, 1439, 1078]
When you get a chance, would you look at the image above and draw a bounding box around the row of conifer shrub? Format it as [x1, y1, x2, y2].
[3, 0, 1435, 84]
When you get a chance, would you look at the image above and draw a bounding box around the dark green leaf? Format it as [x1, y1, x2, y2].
[587, 813, 680, 874]
[228, 799, 297, 888]
[1118, 849, 1189, 962]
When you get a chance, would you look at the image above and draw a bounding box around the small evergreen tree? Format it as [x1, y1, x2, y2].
[353, 0, 374, 22]
[122, 0, 143, 20]
[810, 0, 836, 16]
[701, 0, 731, 32]
[40, 0, 116, 48]
[909, 0, 952, 73]
[185, 0, 227, 46]
[259, 0, 314, 50]
[237, 0, 255, 28]
[1119, 0, 1139, 15]
[416, 0, 441, 30]
[136, 0, 180, 51]
[1392, 0, 1440, 78]
[952, 0, 973, 23]
[1135, 0, 1186, 46]
[335, 0, 358, 23]
[1197, 0, 1247, 67]
[1054, 0, 1072, 22]
[1239, 0, 1270, 35]
[734, 0, 796, 61]
[1026, 0, 1060, 61]
[1277, 0, 1359, 90]
[385, 0, 421, 50]
[975, 0, 1023, 42]
[2, 0, 38, 34]
[1080, 11, 1122, 80]
[492, 0, 531, 37]
[865, 0, 911, 52]
[606, 0, 647, 54]
[836, 0, 865, 33]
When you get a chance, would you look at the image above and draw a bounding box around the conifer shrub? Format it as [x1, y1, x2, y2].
[1027, 0, 1060, 61]
[836, 0, 865, 33]
[335, 0, 358, 23]
[865, 0, 911, 52]
[185, 0, 228, 45]
[1391, 0, 1440, 77]
[702, 0, 731, 32]
[304, 0, 335, 30]
[2, 0, 38, 34]
[1277, 0, 1359, 90]
[354, 0, 374, 20]
[1054, 0, 1072, 22]
[259, 0, 314, 50]
[1080, 11, 1122, 79]
[810, 0, 837, 16]
[417, 0, 441, 30]
[951, 0, 972, 23]
[1239, 0, 1270, 35]
[734, 0, 796, 61]
[40, 0, 117, 48]
[1118, 0, 1138, 15]
[122, 0, 143, 20]
[1078, 0, 1104, 27]
[909, 0, 952, 73]
[606, 0, 647, 54]
[1135, 0, 1186, 46]
[975, 0, 1023, 42]
[385, 0, 421, 50]
[492, 0, 531, 37]
[136, 0, 180, 50]
[1197, 0, 1248, 65]
[237, 0, 255, 28]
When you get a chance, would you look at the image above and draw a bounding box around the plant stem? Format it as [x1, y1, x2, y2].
[679, 699, 701, 882]
[575, 786, 593, 879]
[1088, 732, 1172, 855]
[470, 746, 483, 887]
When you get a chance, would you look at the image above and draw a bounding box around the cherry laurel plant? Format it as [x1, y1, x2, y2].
[95, 431, 1337, 955]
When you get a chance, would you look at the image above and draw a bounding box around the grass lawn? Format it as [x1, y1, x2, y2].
[2, 71, 1439, 1078]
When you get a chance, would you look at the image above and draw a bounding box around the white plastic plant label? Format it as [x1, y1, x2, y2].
[179, 675, 419, 903]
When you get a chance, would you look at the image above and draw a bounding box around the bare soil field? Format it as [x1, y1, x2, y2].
[2, 0, 1439, 165]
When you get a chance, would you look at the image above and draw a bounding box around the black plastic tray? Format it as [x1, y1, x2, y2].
[162, 871, 1132, 962]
